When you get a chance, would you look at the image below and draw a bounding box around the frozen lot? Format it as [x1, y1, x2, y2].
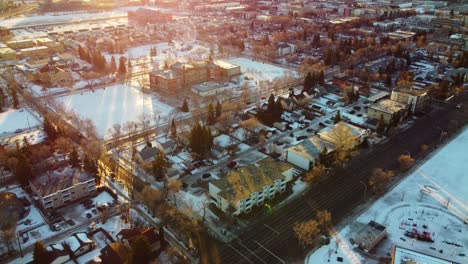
[228, 57, 298, 83]
[0, 108, 40, 134]
[307, 128, 468, 264]
[56, 83, 178, 138]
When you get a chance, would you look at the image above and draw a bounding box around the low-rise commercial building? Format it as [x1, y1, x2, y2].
[317, 122, 370, 148]
[209, 157, 294, 215]
[286, 136, 336, 171]
[391, 86, 429, 113]
[354, 220, 387, 251]
[30, 168, 96, 210]
[367, 99, 407, 125]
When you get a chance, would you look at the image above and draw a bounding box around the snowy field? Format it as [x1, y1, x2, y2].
[307, 128, 468, 264]
[103, 41, 210, 68]
[0, 10, 126, 28]
[56, 83, 178, 138]
[227, 57, 298, 83]
[0, 108, 40, 134]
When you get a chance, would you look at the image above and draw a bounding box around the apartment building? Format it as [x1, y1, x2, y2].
[30, 168, 96, 210]
[317, 121, 370, 148]
[286, 136, 336, 171]
[391, 86, 429, 113]
[209, 157, 294, 215]
[367, 99, 407, 125]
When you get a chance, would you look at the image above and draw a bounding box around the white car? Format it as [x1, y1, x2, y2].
[53, 224, 62, 231]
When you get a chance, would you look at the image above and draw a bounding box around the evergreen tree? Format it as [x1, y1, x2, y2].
[152, 152, 167, 181]
[215, 101, 222, 118]
[159, 226, 167, 249]
[207, 103, 216, 125]
[189, 124, 213, 159]
[33, 241, 52, 264]
[304, 72, 313, 91]
[43, 116, 57, 140]
[11, 88, 19, 109]
[130, 235, 151, 264]
[0, 88, 6, 112]
[16, 155, 32, 186]
[69, 147, 80, 167]
[376, 114, 386, 135]
[318, 70, 325, 86]
[170, 118, 177, 139]
[118, 56, 127, 75]
[110, 56, 117, 73]
[318, 147, 329, 166]
[334, 110, 342, 124]
[267, 94, 276, 112]
[181, 99, 189, 112]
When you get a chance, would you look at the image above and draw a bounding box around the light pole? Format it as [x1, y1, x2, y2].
[359, 181, 367, 201]
[16, 232, 23, 257]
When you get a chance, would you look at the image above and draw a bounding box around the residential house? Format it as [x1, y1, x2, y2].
[30, 167, 96, 210]
[391, 86, 429, 113]
[209, 157, 295, 215]
[6, 39, 35, 49]
[276, 43, 296, 57]
[277, 97, 297, 111]
[47, 244, 70, 264]
[64, 233, 95, 258]
[100, 243, 128, 264]
[117, 227, 161, 251]
[317, 121, 370, 148]
[19, 46, 50, 59]
[137, 144, 160, 162]
[287, 136, 336, 171]
[367, 99, 406, 125]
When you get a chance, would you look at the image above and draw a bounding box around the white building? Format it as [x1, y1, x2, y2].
[287, 136, 336, 171]
[191, 82, 230, 97]
[209, 157, 295, 215]
[30, 168, 96, 210]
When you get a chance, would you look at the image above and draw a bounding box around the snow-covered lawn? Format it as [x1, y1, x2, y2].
[0, 10, 126, 28]
[56, 83, 178, 138]
[306, 128, 468, 264]
[227, 57, 297, 82]
[0, 108, 40, 134]
[0, 129, 46, 148]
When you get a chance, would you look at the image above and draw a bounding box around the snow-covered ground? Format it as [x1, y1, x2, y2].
[0, 108, 40, 134]
[103, 41, 210, 68]
[227, 57, 297, 83]
[0, 128, 46, 148]
[56, 83, 179, 138]
[306, 128, 468, 264]
[0, 10, 126, 28]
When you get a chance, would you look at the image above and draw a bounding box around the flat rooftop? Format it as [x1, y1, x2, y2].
[370, 99, 406, 114]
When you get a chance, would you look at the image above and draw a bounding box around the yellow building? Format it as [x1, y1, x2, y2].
[19, 46, 50, 59]
[7, 39, 35, 49]
[0, 47, 16, 60]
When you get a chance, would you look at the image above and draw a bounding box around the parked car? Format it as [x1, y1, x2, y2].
[86, 213, 92, 219]
[202, 173, 211, 179]
[227, 161, 237, 169]
[319, 122, 326, 127]
[353, 106, 361, 110]
[306, 128, 314, 133]
[456, 103, 463, 109]
[52, 224, 62, 231]
[349, 110, 356, 114]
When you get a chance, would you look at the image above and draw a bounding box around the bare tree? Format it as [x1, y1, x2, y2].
[293, 219, 320, 248]
[368, 168, 395, 194]
[54, 137, 72, 161]
[398, 154, 415, 171]
[303, 164, 326, 183]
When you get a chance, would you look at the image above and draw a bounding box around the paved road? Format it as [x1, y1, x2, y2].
[200, 94, 468, 264]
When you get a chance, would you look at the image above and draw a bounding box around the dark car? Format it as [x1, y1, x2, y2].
[353, 106, 361, 110]
[258, 147, 266, 153]
[319, 122, 326, 127]
[227, 161, 237, 169]
[202, 173, 211, 179]
[307, 128, 314, 133]
[86, 213, 92, 219]
[349, 110, 356, 114]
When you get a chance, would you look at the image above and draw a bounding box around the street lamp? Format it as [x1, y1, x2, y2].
[359, 181, 367, 201]
[16, 232, 23, 257]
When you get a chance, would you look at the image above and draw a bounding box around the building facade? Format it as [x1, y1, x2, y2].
[209, 157, 295, 215]
[367, 99, 407, 125]
[390, 86, 429, 113]
[30, 168, 96, 210]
